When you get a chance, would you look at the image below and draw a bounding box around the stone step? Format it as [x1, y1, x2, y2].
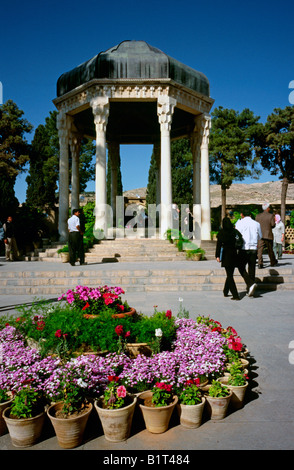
[0, 266, 293, 295]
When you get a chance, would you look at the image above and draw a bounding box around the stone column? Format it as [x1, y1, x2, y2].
[200, 114, 211, 240]
[190, 122, 202, 241]
[157, 95, 176, 238]
[90, 96, 109, 237]
[108, 142, 120, 225]
[69, 132, 81, 211]
[153, 141, 161, 208]
[57, 112, 70, 242]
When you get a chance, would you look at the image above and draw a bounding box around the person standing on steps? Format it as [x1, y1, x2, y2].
[67, 209, 84, 266]
[215, 217, 241, 301]
[272, 214, 285, 260]
[3, 215, 20, 261]
[235, 209, 262, 297]
[255, 203, 277, 268]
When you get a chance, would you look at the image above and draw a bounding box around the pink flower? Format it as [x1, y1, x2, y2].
[117, 385, 127, 398]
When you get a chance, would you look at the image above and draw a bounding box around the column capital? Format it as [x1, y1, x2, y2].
[194, 114, 211, 148]
[157, 95, 177, 133]
[90, 96, 109, 133]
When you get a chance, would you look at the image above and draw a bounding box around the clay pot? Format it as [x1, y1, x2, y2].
[126, 343, 152, 358]
[0, 398, 13, 436]
[47, 402, 92, 449]
[94, 395, 137, 442]
[3, 407, 45, 447]
[177, 397, 206, 428]
[205, 387, 232, 420]
[138, 391, 178, 434]
[111, 307, 136, 319]
[218, 376, 248, 410]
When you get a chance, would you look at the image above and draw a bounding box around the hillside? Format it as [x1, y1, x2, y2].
[123, 181, 294, 208]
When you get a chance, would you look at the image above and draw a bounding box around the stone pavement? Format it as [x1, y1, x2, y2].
[0, 254, 294, 452]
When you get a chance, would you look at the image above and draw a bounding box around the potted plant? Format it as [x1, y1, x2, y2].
[0, 388, 13, 436]
[47, 370, 93, 449]
[218, 370, 249, 410]
[185, 248, 205, 261]
[94, 376, 137, 442]
[176, 378, 206, 428]
[205, 380, 232, 420]
[57, 245, 69, 263]
[138, 382, 178, 433]
[3, 385, 46, 447]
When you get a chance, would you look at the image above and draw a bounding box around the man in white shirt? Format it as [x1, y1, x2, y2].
[235, 209, 262, 297]
[67, 209, 84, 266]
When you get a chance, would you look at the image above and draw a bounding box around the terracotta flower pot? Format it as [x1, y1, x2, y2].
[205, 387, 232, 420]
[95, 395, 137, 442]
[177, 397, 206, 429]
[126, 342, 152, 358]
[218, 377, 248, 410]
[111, 307, 136, 319]
[0, 398, 13, 436]
[47, 401, 92, 449]
[138, 391, 178, 434]
[3, 407, 45, 447]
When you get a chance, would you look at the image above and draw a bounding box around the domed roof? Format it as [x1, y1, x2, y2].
[56, 40, 210, 98]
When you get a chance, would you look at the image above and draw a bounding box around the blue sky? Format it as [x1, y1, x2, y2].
[1, 0, 293, 203]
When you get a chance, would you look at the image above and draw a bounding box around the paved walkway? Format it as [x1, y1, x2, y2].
[0, 254, 294, 452]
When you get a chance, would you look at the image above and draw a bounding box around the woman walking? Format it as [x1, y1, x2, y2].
[215, 217, 241, 300]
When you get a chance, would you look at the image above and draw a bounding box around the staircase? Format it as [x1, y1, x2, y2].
[0, 262, 293, 296]
[36, 237, 216, 263]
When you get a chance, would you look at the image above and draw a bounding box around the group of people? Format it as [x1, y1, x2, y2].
[215, 203, 285, 300]
[0, 216, 20, 261]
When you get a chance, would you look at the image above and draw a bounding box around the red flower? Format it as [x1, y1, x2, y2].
[166, 310, 172, 319]
[108, 375, 119, 382]
[117, 304, 125, 312]
[155, 382, 172, 392]
[124, 330, 130, 338]
[82, 302, 90, 310]
[36, 320, 45, 331]
[55, 329, 62, 338]
[115, 325, 124, 336]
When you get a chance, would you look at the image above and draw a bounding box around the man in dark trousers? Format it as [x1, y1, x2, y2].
[3, 215, 19, 261]
[67, 209, 84, 266]
[255, 203, 277, 268]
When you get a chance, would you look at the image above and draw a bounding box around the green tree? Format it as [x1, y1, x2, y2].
[256, 106, 294, 223]
[147, 138, 193, 208]
[209, 106, 261, 220]
[26, 111, 96, 209]
[0, 100, 33, 218]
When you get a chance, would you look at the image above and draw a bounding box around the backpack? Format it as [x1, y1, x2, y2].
[235, 229, 244, 249]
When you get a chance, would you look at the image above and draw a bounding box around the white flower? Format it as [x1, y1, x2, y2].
[155, 328, 163, 337]
[178, 297, 183, 302]
[77, 378, 87, 388]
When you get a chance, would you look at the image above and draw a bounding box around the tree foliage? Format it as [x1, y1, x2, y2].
[26, 111, 96, 209]
[0, 100, 33, 218]
[209, 106, 261, 218]
[255, 106, 294, 222]
[146, 138, 193, 209]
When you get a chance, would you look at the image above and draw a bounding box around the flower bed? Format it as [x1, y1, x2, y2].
[0, 285, 251, 445]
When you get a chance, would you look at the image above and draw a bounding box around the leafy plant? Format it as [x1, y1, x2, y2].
[208, 380, 230, 398]
[227, 372, 248, 387]
[9, 386, 44, 419]
[0, 388, 10, 403]
[178, 379, 202, 405]
[102, 376, 129, 409]
[151, 382, 174, 407]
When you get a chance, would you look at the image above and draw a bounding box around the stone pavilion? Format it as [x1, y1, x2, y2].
[53, 40, 214, 241]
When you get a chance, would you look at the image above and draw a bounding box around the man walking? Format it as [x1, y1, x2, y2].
[255, 203, 277, 268]
[235, 209, 262, 296]
[67, 209, 84, 266]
